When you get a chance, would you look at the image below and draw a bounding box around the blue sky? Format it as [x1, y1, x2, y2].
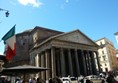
[0, 0, 118, 54]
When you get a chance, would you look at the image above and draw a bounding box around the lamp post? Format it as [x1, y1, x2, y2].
[0, 8, 10, 17]
[114, 32, 118, 45]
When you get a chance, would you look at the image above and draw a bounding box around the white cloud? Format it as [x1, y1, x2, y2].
[0, 52, 3, 55]
[66, 0, 69, 3]
[60, 0, 69, 9]
[18, 0, 43, 7]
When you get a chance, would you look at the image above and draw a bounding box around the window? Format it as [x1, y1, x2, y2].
[105, 64, 107, 66]
[20, 39, 25, 45]
[105, 68, 108, 72]
[102, 51, 104, 54]
[101, 68, 103, 72]
[103, 56, 106, 61]
[20, 40, 23, 45]
[100, 42, 102, 45]
[35, 37, 37, 41]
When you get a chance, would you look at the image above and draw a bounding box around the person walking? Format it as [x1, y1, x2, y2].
[36, 78, 44, 83]
[106, 71, 117, 83]
[86, 78, 93, 83]
[101, 77, 106, 83]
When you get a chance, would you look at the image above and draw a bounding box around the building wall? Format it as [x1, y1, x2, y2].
[97, 46, 111, 72]
[108, 44, 118, 70]
[116, 50, 118, 58]
[5, 32, 31, 67]
[30, 29, 100, 80]
[4, 27, 100, 80]
[29, 27, 62, 48]
[5, 27, 62, 67]
[96, 38, 118, 72]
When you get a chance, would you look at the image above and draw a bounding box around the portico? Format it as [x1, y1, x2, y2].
[30, 30, 100, 80]
[30, 29, 100, 79]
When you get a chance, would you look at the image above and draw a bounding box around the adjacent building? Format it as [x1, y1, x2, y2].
[96, 38, 118, 72]
[5, 26, 100, 80]
[116, 49, 118, 60]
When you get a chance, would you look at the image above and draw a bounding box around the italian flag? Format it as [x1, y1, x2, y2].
[2, 25, 16, 60]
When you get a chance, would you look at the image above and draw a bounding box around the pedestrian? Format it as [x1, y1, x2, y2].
[106, 71, 117, 83]
[36, 77, 43, 83]
[32, 78, 36, 83]
[49, 78, 52, 83]
[80, 78, 84, 83]
[86, 78, 93, 83]
[101, 78, 105, 83]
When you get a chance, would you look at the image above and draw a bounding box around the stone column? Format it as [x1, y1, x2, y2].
[38, 53, 41, 67]
[38, 53, 41, 78]
[81, 50, 87, 76]
[48, 49, 51, 78]
[41, 52, 45, 80]
[87, 51, 92, 75]
[51, 47, 56, 78]
[84, 51, 88, 75]
[68, 49, 73, 76]
[45, 49, 49, 80]
[75, 49, 80, 76]
[95, 51, 101, 73]
[60, 48, 66, 77]
[35, 54, 39, 67]
[35, 54, 39, 78]
[55, 48, 61, 77]
[90, 51, 97, 75]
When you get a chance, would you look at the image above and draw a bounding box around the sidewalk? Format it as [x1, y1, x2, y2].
[92, 79, 102, 83]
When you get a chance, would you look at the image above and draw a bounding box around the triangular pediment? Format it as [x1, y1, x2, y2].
[54, 30, 97, 46]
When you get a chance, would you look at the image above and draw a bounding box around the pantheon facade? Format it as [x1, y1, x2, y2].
[5, 26, 100, 80]
[29, 27, 100, 80]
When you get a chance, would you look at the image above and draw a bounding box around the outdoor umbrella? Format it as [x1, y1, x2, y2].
[0, 65, 49, 82]
[1, 65, 49, 76]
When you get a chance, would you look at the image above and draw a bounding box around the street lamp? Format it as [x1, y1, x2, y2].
[114, 32, 118, 45]
[0, 8, 10, 17]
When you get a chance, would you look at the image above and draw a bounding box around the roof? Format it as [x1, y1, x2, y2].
[30, 29, 99, 51]
[95, 37, 107, 42]
[1, 65, 49, 75]
[17, 29, 33, 36]
[95, 37, 114, 45]
[31, 26, 63, 34]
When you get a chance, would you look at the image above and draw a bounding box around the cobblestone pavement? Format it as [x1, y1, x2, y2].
[91, 79, 102, 83]
[71, 79, 102, 83]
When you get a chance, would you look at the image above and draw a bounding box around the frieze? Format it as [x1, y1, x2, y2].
[51, 39, 98, 51]
[30, 41, 52, 55]
[30, 39, 98, 56]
